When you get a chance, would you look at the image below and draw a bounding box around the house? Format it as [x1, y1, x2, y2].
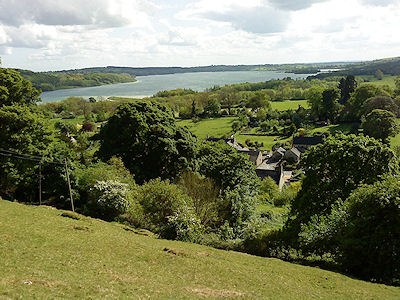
[284, 147, 301, 163]
[206, 137, 249, 152]
[256, 162, 285, 188]
[270, 147, 286, 162]
[292, 136, 324, 153]
[248, 150, 263, 167]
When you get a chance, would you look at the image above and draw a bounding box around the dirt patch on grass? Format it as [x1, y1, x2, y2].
[61, 211, 81, 220]
[163, 247, 188, 257]
[189, 287, 245, 298]
[72, 225, 90, 231]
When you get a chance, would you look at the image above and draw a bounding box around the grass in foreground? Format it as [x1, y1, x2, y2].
[1, 200, 399, 299]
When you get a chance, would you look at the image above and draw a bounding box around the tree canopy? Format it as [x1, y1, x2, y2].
[0, 68, 41, 107]
[362, 109, 399, 142]
[287, 134, 398, 235]
[97, 101, 197, 184]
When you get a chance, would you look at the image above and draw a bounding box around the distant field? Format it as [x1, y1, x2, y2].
[360, 75, 397, 88]
[1, 200, 399, 299]
[270, 100, 309, 111]
[177, 117, 235, 139]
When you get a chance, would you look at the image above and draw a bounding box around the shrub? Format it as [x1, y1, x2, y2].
[299, 176, 400, 284]
[134, 178, 202, 240]
[81, 122, 94, 132]
[87, 180, 131, 221]
[259, 177, 279, 204]
[273, 182, 301, 207]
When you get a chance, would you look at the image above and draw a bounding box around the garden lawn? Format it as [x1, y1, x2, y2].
[0, 200, 399, 299]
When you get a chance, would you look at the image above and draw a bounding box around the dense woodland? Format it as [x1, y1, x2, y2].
[1, 65, 400, 286]
[16, 69, 136, 91]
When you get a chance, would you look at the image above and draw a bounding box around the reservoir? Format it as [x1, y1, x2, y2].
[41, 70, 310, 102]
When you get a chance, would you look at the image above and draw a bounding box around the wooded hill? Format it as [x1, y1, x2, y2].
[310, 56, 400, 79]
[16, 69, 136, 92]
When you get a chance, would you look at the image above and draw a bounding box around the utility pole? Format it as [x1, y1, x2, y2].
[64, 159, 75, 212]
[38, 161, 42, 205]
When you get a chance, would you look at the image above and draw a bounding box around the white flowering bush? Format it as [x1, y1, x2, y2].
[88, 180, 131, 220]
[167, 206, 203, 242]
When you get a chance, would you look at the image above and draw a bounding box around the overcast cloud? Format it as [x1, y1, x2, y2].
[0, 0, 399, 70]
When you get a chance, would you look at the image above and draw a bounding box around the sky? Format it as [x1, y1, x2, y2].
[0, 0, 399, 71]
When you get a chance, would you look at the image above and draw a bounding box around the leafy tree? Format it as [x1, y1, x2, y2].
[362, 109, 399, 143]
[203, 98, 221, 117]
[320, 88, 341, 122]
[375, 69, 384, 80]
[347, 84, 391, 120]
[0, 105, 73, 203]
[0, 68, 41, 107]
[247, 92, 271, 111]
[362, 96, 400, 117]
[305, 86, 324, 119]
[300, 176, 400, 284]
[195, 142, 260, 232]
[134, 178, 202, 240]
[259, 177, 279, 204]
[394, 76, 400, 97]
[96, 101, 197, 184]
[287, 134, 397, 237]
[338, 75, 357, 104]
[178, 171, 220, 227]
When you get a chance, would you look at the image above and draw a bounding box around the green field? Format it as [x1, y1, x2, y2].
[270, 100, 309, 111]
[177, 117, 235, 139]
[1, 200, 399, 299]
[360, 75, 397, 88]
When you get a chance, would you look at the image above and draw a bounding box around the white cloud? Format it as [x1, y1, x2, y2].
[267, 0, 330, 11]
[0, 0, 158, 28]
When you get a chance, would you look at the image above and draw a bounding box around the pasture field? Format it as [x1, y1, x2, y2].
[270, 100, 309, 111]
[1, 200, 399, 299]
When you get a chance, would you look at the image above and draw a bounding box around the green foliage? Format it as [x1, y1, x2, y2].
[0, 68, 41, 107]
[134, 178, 202, 240]
[338, 75, 357, 104]
[177, 171, 220, 227]
[258, 177, 279, 204]
[362, 109, 399, 142]
[362, 96, 400, 117]
[0, 105, 56, 201]
[247, 92, 271, 111]
[196, 142, 260, 232]
[97, 101, 197, 184]
[320, 88, 342, 122]
[273, 182, 301, 207]
[288, 134, 397, 237]
[300, 176, 400, 284]
[18, 69, 136, 91]
[74, 158, 135, 212]
[87, 180, 132, 221]
[347, 84, 392, 120]
[203, 98, 221, 117]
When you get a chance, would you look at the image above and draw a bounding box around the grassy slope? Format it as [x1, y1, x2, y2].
[1, 200, 399, 299]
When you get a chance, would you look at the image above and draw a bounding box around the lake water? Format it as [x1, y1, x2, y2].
[41, 70, 310, 103]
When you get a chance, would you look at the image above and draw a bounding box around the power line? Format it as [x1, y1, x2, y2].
[0, 149, 64, 165]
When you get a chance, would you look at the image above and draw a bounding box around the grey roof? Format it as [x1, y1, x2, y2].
[276, 147, 286, 155]
[293, 136, 324, 146]
[287, 147, 301, 157]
